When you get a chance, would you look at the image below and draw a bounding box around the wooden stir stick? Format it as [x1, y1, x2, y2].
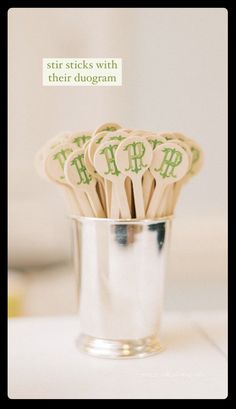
[101, 131, 132, 216]
[88, 131, 112, 217]
[44, 143, 87, 215]
[64, 149, 105, 218]
[143, 134, 167, 211]
[94, 140, 131, 219]
[157, 139, 192, 217]
[83, 143, 107, 215]
[125, 130, 153, 216]
[146, 142, 190, 219]
[115, 136, 153, 219]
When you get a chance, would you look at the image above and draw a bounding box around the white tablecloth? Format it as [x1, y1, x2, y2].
[8, 310, 227, 399]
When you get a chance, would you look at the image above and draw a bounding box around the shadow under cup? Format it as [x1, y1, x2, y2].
[71, 216, 172, 359]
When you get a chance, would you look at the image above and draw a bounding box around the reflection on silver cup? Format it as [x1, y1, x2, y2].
[71, 216, 172, 359]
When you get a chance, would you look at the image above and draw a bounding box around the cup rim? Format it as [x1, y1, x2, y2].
[69, 215, 173, 224]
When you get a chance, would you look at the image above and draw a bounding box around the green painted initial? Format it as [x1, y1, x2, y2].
[71, 154, 92, 185]
[109, 135, 126, 142]
[148, 138, 163, 150]
[73, 135, 91, 147]
[155, 148, 182, 178]
[124, 142, 147, 174]
[99, 145, 120, 176]
[53, 148, 73, 179]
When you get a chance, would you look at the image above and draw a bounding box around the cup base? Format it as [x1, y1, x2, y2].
[76, 333, 162, 359]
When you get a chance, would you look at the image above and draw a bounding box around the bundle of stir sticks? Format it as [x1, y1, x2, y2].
[35, 122, 203, 219]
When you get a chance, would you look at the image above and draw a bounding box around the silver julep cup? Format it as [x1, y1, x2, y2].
[71, 216, 172, 359]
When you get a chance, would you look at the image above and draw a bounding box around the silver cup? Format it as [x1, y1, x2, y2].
[71, 216, 172, 359]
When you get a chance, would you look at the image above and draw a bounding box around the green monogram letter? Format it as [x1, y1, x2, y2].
[99, 145, 120, 176]
[73, 135, 91, 147]
[71, 154, 92, 185]
[124, 142, 147, 174]
[155, 148, 182, 178]
[53, 148, 73, 179]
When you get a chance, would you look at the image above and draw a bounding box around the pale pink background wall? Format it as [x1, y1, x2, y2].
[8, 8, 227, 288]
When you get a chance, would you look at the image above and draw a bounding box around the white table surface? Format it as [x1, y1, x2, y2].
[8, 310, 227, 399]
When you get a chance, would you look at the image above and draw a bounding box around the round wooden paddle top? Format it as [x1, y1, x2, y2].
[149, 142, 190, 184]
[44, 143, 75, 184]
[115, 135, 153, 178]
[64, 148, 96, 189]
[93, 140, 125, 182]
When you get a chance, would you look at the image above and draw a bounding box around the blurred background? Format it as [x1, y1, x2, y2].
[8, 8, 227, 317]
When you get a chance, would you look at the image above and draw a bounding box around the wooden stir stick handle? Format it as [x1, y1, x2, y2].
[143, 170, 154, 211]
[97, 181, 107, 215]
[93, 139, 129, 219]
[125, 178, 132, 215]
[146, 180, 165, 219]
[104, 179, 112, 217]
[155, 185, 168, 218]
[165, 185, 175, 216]
[73, 189, 95, 217]
[142, 134, 166, 211]
[115, 135, 153, 220]
[114, 179, 131, 219]
[170, 181, 183, 214]
[86, 186, 105, 218]
[132, 176, 145, 219]
[110, 185, 120, 219]
[156, 184, 173, 217]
